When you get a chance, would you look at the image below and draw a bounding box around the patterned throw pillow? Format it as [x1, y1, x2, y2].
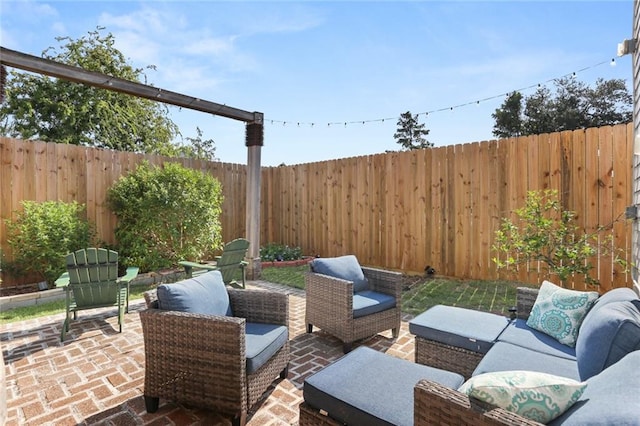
[526, 280, 599, 347]
[458, 370, 587, 423]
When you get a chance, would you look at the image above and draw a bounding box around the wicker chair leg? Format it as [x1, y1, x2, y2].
[280, 363, 289, 379]
[144, 395, 159, 413]
[343, 342, 352, 353]
[232, 412, 247, 426]
[307, 324, 313, 333]
[392, 327, 399, 338]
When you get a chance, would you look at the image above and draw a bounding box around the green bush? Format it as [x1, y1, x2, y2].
[492, 189, 625, 287]
[107, 161, 224, 272]
[260, 242, 302, 262]
[4, 200, 95, 287]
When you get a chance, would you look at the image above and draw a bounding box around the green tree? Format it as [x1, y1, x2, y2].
[0, 27, 213, 158]
[491, 77, 632, 137]
[107, 161, 224, 272]
[492, 92, 523, 138]
[492, 189, 625, 287]
[393, 111, 432, 150]
[522, 86, 556, 135]
[175, 127, 218, 161]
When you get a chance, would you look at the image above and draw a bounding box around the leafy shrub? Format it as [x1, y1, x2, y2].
[492, 189, 625, 287]
[4, 200, 95, 287]
[260, 242, 302, 262]
[107, 161, 224, 272]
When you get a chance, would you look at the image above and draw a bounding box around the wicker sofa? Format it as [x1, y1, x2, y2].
[410, 285, 640, 425]
[140, 271, 289, 426]
[300, 284, 640, 425]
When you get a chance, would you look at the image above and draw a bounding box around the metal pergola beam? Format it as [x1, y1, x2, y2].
[0, 46, 263, 124]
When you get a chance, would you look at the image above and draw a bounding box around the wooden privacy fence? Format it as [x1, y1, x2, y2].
[261, 123, 634, 292]
[0, 123, 634, 291]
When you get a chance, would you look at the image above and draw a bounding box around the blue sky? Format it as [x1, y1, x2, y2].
[0, 1, 634, 166]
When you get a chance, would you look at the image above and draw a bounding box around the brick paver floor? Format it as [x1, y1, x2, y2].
[2, 281, 416, 425]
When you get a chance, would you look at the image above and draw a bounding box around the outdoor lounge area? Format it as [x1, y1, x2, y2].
[1, 279, 416, 426]
[3, 268, 640, 425]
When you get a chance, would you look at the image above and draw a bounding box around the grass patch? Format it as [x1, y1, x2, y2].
[260, 265, 307, 289]
[401, 278, 531, 316]
[0, 283, 158, 324]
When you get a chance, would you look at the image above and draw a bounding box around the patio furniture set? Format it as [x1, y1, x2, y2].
[52, 247, 640, 425]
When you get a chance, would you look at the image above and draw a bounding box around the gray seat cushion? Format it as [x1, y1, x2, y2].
[473, 342, 581, 381]
[549, 350, 640, 425]
[575, 299, 640, 380]
[245, 323, 288, 374]
[409, 305, 510, 354]
[353, 290, 396, 318]
[497, 319, 576, 360]
[310, 255, 370, 292]
[156, 271, 232, 316]
[304, 346, 464, 426]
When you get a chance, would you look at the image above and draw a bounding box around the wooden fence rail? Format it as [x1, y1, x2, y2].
[0, 122, 634, 291]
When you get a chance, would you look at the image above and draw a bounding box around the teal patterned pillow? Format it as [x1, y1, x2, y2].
[526, 280, 598, 347]
[458, 370, 586, 423]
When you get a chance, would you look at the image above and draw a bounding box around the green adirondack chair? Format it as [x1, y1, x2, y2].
[56, 248, 139, 341]
[179, 238, 250, 288]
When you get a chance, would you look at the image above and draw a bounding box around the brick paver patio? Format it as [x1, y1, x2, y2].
[2, 281, 416, 425]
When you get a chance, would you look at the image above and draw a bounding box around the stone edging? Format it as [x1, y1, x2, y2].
[261, 257, 313, 269]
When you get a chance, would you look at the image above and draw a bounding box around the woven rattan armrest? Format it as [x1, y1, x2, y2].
[140, 309, 247, 375]
[362, 266, 403, 299]
[414, 379, 542, 426]
[304, 272, 354, 318]
[229, 289, 289, 325]
[516, 287, 539, 320]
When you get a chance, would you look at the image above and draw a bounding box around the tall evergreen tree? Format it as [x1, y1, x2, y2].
[394, 111, 432, 150]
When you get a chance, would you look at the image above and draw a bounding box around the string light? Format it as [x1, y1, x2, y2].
[267, 58, 621, 128]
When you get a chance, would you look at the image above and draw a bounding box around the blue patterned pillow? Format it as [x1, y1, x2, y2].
[458, 370, 587, 423]
[526, 280, 598, 347]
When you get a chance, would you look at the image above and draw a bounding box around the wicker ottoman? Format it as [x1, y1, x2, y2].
[299, 346, 464, 426]
[409, 305, 511, 379]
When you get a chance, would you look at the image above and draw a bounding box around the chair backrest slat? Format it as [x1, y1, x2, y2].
[66, 248, 120, 307]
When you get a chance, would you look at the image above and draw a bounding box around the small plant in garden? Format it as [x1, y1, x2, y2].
[3, 200, 95, 287]
[492, 189, 626, 287]
[260, 243, 302, 262]
[107, 161, 224, 272]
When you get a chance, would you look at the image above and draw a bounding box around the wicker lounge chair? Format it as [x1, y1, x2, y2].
[305, 256, 403, 352]
[140, 276, 289, 426]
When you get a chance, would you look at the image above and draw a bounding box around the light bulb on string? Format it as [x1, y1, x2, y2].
[610, 58, 616, 67]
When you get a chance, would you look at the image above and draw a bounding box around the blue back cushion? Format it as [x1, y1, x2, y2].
[575, 299, 640, 380]
[156, 271, 232, 316]
[549, 350, 640, 425]
[311, 255, 369, 292]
